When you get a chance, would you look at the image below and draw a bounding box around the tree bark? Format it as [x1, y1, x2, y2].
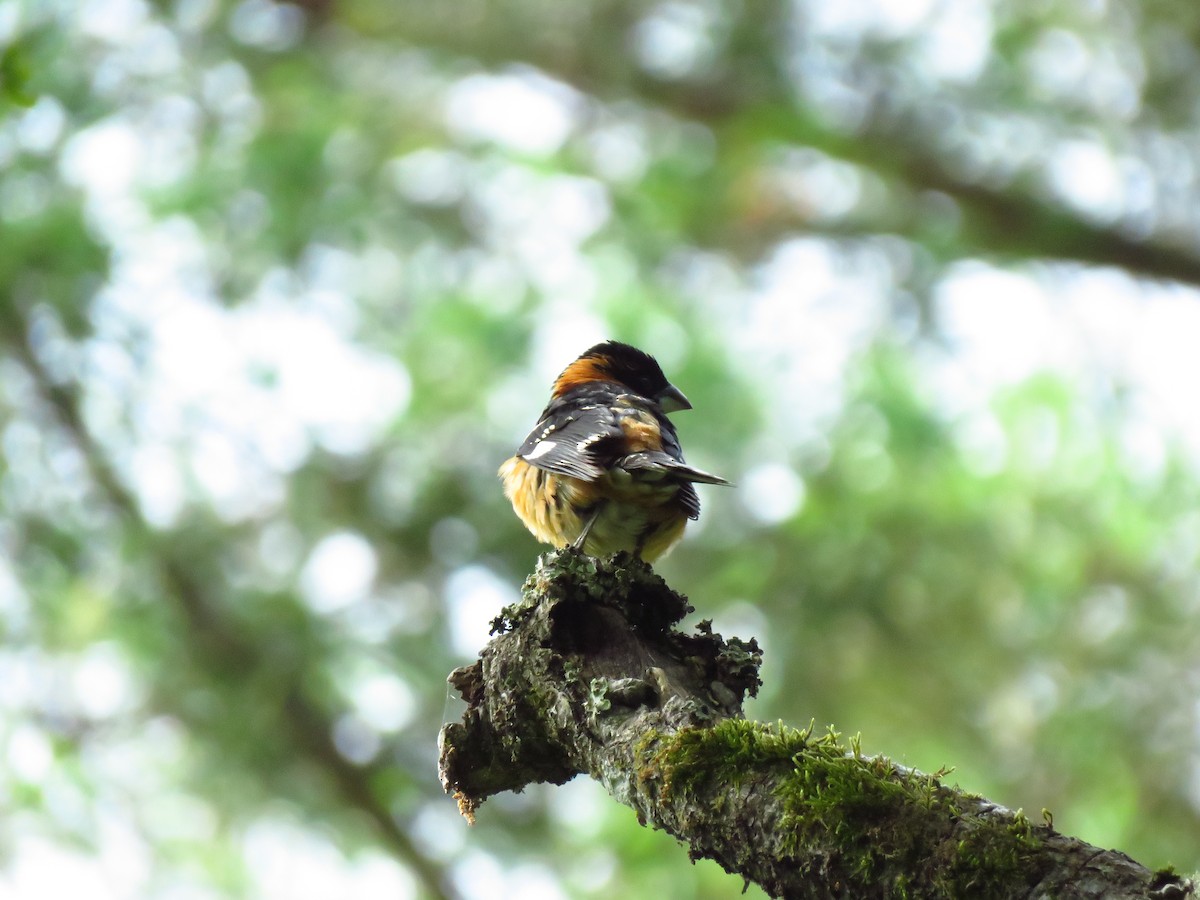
[439, 550, 1194, 899]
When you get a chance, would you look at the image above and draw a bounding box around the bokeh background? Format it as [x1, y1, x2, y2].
[3, 0, 1200, 897]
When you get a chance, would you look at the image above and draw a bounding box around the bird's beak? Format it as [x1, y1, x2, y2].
[657, 384, 692, 413]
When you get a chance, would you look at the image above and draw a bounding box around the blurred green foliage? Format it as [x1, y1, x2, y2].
[0, 43, 35, 108]
[1, 0, 1199, 897]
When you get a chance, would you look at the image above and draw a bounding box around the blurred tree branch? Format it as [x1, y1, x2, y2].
[368, 0, 1200, 288]
[0, 299, 461, 900]
[439, 550, 1193, 900]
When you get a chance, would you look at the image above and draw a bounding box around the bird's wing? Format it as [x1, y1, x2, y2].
[515, 403, 624, 482]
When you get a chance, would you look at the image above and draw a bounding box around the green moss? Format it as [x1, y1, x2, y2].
[937, 809, 1043, 896]
[654, 720, 1043, 897]
[658, 719, 812, 795]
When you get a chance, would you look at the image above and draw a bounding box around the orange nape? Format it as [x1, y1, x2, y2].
[551, 356, 614, 398]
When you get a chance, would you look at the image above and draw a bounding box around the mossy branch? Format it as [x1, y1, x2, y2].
[439, 550, 1193, 899]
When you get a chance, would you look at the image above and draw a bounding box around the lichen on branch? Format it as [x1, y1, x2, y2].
[438, 549, 1193, 899]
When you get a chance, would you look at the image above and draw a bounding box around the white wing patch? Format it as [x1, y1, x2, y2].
[525, 440, 558, 460]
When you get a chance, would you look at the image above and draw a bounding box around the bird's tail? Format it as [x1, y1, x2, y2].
[619, 452, 732, 485]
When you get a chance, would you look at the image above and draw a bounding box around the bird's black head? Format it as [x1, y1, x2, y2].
[554, 340, 692, 411]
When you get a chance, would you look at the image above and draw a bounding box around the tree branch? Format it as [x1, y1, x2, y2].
[439, 550, 1194, 899]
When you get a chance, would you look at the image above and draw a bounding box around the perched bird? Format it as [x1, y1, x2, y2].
[499, 340, 729, 562]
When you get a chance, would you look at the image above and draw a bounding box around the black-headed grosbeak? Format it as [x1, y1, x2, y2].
[500, 341, 728, 562]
